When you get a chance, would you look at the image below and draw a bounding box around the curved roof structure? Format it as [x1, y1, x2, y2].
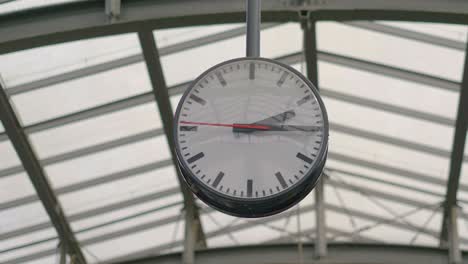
[0, 1, 467, 263]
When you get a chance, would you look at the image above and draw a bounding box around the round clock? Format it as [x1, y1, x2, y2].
[174, 57, 328, 218]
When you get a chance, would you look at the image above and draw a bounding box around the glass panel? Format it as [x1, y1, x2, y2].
[61, 165, 180, 220]
[319, 61, 459, 119]
[328, 131, 451, 186]
[44, 135, 171, 188]
[317, 22, 466, 82]
[29, 102, 162, 159]
[0, 201, 51, 234]
[0, 228, 57, 262]
[0, 172, 36, 202]
[78, 203, 184, 262]
[11, 62, 152, 125]
[0, 140, 21, 170]
[156, 23, 302, 87]
[155, 24, 243, 48]
[379, 21, 468, 43]
[325, 183, 441, 246]
[0, 237, 59, 264]
[324, 97, 453, 155]
[0, 33, 141, 88]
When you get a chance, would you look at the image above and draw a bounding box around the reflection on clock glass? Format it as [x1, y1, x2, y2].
[175, 59, 326, 201]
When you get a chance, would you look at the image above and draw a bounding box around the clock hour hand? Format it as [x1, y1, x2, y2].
[252, 110, 296, 125]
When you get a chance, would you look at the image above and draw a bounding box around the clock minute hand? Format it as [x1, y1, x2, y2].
[179, 121, 320, 133]
[233, 124, 321, 133]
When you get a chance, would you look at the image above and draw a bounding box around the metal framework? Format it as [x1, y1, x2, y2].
[137, 29, 207, 263]
[0, 0, 467, 263]
[0, 81, 87, 262]
[440, 38, 468, 263]
[110, 244, 465, 264]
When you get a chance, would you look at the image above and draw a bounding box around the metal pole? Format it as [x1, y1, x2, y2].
[448, 205, 462, 264]
[59, 242, 67, 264]
[246, 0, 261, 57]
[183, 206, 196, 264]
[315, 177, 327, 258]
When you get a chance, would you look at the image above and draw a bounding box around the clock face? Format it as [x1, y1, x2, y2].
[174, 57, 328, 217]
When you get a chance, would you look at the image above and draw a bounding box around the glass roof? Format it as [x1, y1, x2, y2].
[0, 7, 467, 263]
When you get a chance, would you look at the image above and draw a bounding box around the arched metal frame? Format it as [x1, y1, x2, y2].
[0, 0, 467, 263]
[109, 243, 466, 264]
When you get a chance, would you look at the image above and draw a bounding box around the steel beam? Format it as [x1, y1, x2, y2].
[0, 82, 86, 263]
[1, 0, 468, 55]
[265, 227, 383, 244]
[440, 39, 468, 251]
[137, 30, 206, 251]
[108, 244, 466, 264]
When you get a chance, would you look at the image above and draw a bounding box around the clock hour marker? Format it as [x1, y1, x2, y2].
[180, 126, 198, 131]
[247, 180, 253, 197]
[215, 71, 227, 86]
[187, 152, 204, 164]
[249, 63, 255, 80]
[275, 172, 288, 189]
[296, 152, 313, 164]
[189, 94, 206, 105]
[277, 72, 288, 87]
[296, 95, 312, 106]
[212, 172, 225, 188]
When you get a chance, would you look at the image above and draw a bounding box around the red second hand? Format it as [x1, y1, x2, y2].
[180, 121, 270, 130]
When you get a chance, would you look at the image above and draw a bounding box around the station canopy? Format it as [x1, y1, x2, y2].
[0, 0, 467, 263]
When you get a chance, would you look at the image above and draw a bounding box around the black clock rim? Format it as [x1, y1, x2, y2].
[173, 57, 329, 215]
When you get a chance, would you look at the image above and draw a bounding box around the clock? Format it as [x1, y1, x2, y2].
[173, 57, 328, 218]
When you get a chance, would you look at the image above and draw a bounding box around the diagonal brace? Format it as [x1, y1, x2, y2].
[0, 78, 87, 263]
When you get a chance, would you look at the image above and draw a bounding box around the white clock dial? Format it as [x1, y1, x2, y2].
[174, 57, 328, 217]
